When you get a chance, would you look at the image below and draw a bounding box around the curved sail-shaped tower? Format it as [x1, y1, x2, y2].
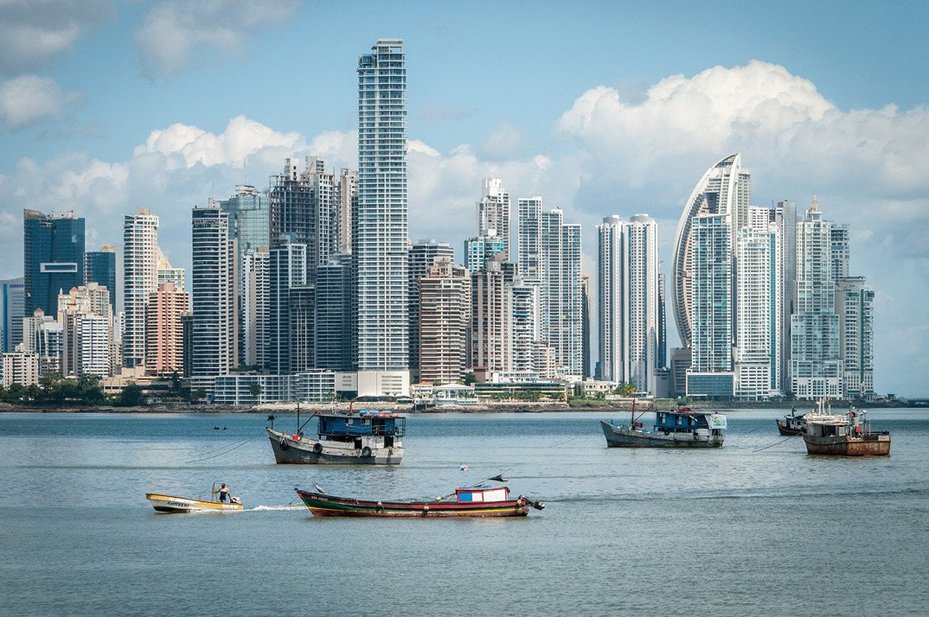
[671, 154, 750, 349]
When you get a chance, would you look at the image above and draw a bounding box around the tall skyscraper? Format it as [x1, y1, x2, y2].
[509, 279, 540, 376]
[734, 223, 782, 399]
[791, 198, 842, 399]
[123, 208, 159, 369]
[687, 214, 734, 396]
[355, 38, 409, 396]
[836, 276, 874, 400]
[315, 253, 354, 372]
[419, 257, 471, 385]
[84, 245, 117, 313]
[657, 272, 667, 370]
[190, 206, 237, 378]
[542, 209, 583, 378]
[23, 209, 85, 318]
[517, 197, 543, 284]
[671, 154, 750, 350]
[597, 214, 659, 394]
[471, 255, 508, 376]
[477, 178, 511, 259]
[240, 248, 269, 369]
[408, 240, 454, 376]
[268, 240, 307, 375]
[220, 185, 270, 261]
[1, 278, 25, 353]
[145, 282, 189, 376]
[464, 232, 506, 272]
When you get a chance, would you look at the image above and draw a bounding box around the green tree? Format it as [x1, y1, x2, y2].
[116, 383, 144, 407]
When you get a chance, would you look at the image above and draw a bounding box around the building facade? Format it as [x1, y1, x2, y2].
[356, 39, 410, 396]
[84, 245, 117, 313]
[1, 278, 24, 353]
[23, 209, 85, 318]
[408, 240, 454, 376]
[477, 178, 511, 259]
[419, 258, 471, 384]
[123, 208, 159, 369]
[145, 282, 188, 376]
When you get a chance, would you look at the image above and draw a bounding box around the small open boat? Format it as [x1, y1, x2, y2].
[295, 476, 544, 518]
[145, 492, 243, 513]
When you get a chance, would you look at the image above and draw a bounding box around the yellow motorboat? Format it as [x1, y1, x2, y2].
[146, 492, 243, 513]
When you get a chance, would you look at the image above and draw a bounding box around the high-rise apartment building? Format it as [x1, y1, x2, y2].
[836, 276, 874, 400]
[268, 240, 307, 375]
[672, 154, 750, 350]
[356, 39, 409, 396]
[471, 255, 508, 377]
[220, 185, 270, 261]
[123, 208, 159, 369]
[315, 253, 354, 372]
[734, 223, 781, 399]
[145, 282, 188, 376]
[686, 214, 734, 396]
[477, 178, 511, 259]
[597, 214, 659, 395]
[1, 278, 24, 353]
[241, 248, 269, 369]
[57, 283, 113, 378]
[23, 209, 85, 318]
[517, 197, 543, 284]
[190, 206, 237, 378]
[84, 245, 117, 313]
[408, 240, 454, 376]
[542, 209, 583, 378]
[791, 198, 842, 399]
[22, 308, 63, 375]
[419, 257, 471, 385]
[509, 279, 540, 377]
[156, 247, 185, 290]
[465, 232, 506, 273]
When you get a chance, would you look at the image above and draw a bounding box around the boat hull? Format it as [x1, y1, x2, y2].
[775, 419, 805, 436]
[803, 433, 891, 456]
[295, 489, 529, 518]
[145, 493, 243, 513]
[267, 428, 403, 465]
[600, 420, 723, 448]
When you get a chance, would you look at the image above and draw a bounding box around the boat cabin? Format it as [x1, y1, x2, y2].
[455, 486, 510, 504]
[654, 411, 726, 434]
[317, 412, 406, 447]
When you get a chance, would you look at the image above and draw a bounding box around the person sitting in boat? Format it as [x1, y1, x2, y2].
[215, 483, 231, 503]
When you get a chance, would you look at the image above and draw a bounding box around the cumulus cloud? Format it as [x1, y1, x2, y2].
[0, 0, 115, 74]
[136, 0, 300, 77]
[0, 75, 80, 128]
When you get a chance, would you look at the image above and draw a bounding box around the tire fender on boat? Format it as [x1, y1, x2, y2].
[313, 442, 323, 454]
[279, 437, 289, 450]
[361, 446, 372, 458]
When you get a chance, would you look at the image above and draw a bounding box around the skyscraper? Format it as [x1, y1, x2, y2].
[477, 178, 511, 259]
[241, 248, 269, 369]
[356, 38, 409, 396]
[542, 209, 583, 378]
[408, 240, 454, 376]
[671, 154, 750, 350]
[597, 214, 659, 395]
[734, 223, 781, 399]
[836, 276, 874, 400]
[190, 206, 237, 378]
[315, 253, 354, 372]
[268, 240, 307, 375]
[687, 214, 734, 396]
[419, 257, 471, 385]
[23, 209, 85, 318]
[471, 255, 508, 376]
[1, 278, 24, 353]
[791, 198, 842, 399]
[145, 282, 189, 376]
[84, 245, 117, 313]
[123, 208, 159, 369]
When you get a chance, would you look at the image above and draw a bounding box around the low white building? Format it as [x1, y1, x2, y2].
[2, 352, 39, 387]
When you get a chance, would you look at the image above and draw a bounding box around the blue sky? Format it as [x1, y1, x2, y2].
[2, 0, 928, 396]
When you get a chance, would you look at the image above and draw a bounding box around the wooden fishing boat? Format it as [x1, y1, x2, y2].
[145, 492, 243, 513]
[600, 405, 726, 448]
[776, 408, 807, 435]
[267, 409, 405, 465]
[295, 477, 544, 518]
[803, 403, 891, 456]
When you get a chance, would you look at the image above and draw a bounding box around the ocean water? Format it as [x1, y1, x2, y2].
[1, 409, 928, 616]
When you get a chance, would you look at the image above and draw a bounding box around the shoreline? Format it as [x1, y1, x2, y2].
[0, 400, 918, 414]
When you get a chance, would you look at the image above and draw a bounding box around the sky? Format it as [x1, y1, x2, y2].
[1, 0, 928, 396]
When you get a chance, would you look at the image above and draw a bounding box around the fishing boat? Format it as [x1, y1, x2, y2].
[776, 407, 807, 435]
[802, 402, 891, 456]
[266, 408, 405, 465]
[600, 405, 726, 448]
[145, 492, 243, 513]
[294, 476, 544, 518]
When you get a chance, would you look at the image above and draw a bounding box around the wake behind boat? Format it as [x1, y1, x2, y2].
[295, 476, 544, 518]
[267, 409, 405, 465]
[601, 406, 726, 448]
[145, 492, 243, 513]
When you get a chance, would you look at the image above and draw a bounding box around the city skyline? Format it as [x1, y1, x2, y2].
[1, 2, 928, 395]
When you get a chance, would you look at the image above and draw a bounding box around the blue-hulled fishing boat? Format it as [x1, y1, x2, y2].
[600, 406, 726, 448]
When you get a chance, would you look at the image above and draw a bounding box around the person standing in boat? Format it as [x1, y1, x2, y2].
[215, 483, 231, 503]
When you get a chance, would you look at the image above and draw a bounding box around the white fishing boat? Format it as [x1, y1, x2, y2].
[145, 491, 243, 513]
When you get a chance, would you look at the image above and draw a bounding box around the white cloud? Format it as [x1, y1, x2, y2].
[0, 0, 115, 74]
[0, 75, 80, 128]
[136, 0, 300, 77]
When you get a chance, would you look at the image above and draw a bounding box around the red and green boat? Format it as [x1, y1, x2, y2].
[295, 477, 544, 518]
